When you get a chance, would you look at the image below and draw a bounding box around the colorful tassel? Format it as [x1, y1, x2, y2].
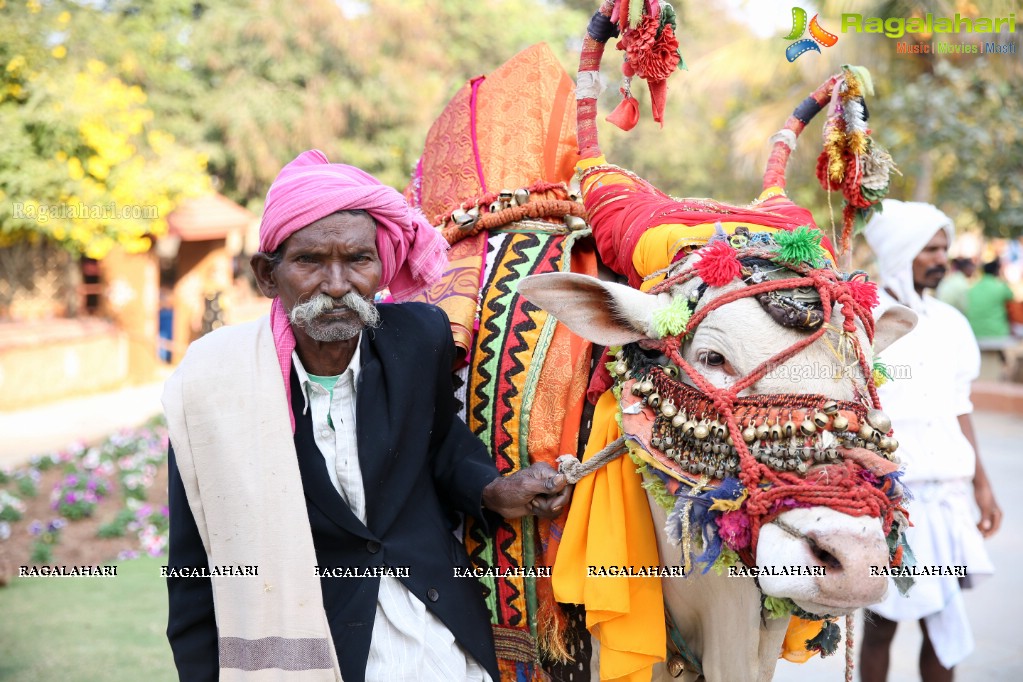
[872, 359, 892, 387]
[805, 619, 841, 657]
[846, 278, 879, 310]
[774, 225, 825, 265]
[695, 239, 741, 287]
[652, 293, 692, 338]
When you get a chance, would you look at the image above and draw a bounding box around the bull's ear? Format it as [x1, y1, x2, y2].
[873, 304, 917, 355]
[516, 272, 672, 346]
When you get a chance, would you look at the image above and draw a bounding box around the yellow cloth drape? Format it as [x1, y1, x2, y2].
[552, 391, 665, 681]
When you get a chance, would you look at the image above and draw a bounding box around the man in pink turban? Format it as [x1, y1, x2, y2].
[163, 151, 570, 682]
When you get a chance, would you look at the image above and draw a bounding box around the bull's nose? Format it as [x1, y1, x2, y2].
[803, 529, 888, 606]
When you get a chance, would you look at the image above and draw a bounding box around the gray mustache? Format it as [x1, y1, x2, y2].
[289, 292, 380, 328]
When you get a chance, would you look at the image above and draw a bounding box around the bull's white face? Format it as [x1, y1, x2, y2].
[517, 271, 917, 617]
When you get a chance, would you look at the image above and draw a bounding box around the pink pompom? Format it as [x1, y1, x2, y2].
[846, 279, 879, 310]
[695, 240, 742, 287]
[716, 510, 751, 550]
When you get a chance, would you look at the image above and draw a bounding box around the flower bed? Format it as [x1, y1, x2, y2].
[0, 416, 169, 582]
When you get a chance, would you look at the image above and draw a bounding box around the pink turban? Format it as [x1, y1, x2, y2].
[259, 150, 449, 431]
[259, 149, 448, 300]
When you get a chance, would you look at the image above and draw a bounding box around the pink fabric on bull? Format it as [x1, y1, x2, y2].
[260, 149, 449, 431]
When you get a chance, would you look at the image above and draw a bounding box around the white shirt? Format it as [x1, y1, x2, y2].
[292, 344, 489, 681]
[874, 291, 979, 483]
[868, 293, 993, 666]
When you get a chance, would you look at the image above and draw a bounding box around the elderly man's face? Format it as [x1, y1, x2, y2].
[912, 229, 949, 293]
[254, 212, 382, 343]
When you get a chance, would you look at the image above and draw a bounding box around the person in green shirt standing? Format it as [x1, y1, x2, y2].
[936, 257, 976, 315]
[966, 259, 1015, 340]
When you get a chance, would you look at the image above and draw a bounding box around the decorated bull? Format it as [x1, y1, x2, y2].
[405, 2, 915, 680]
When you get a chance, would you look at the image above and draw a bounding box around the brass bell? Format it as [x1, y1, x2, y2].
[467, 206, 480, 219]
[822, 400, 839, 414]
[866, 408, 892, 434]
[639, 380, 654, 395]
[666, 654, 687, 678]
[489, 201, 502, 214]
[648, 393, 661, 408]
[661, 401, 678, 418]
[631, 383, 643, 396]
[769, 424, 782, 440]
[499, 188, 514, 203]
[693, 424, 710, 440]
[879, 436, 894, 452]
[800, 421, 817, 436]
[671, 414, 686, 429]
[813, 412, 829, 428]
[726, 436, 734, 446]
[565, 215, 587, 231]
[614, 361, 628, 376]
[756, 424, 770, 440]
[887, 437, 899, 452]
[452, 208, 471, 225]
[783, 421, 796, 438]
[796, 462, 808, 474]
[831, 415, 849, 432]
[858, 424, 875, 441]
[683, 420, 697, 436]
[513, 188, 529, 206]
[716, 468, 726, 479]
[742, 427, 757, 443]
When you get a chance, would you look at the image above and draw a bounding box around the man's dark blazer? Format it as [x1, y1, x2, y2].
[166, 303, 502, 682]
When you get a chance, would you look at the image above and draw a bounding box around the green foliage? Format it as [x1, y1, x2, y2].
[97, 508, 137, 539]
[0, 0, 209, 257]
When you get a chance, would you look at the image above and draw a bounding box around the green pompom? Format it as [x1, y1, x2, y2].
[762, 595, 797, 620]
[774, 225, 826, 265]
[652, 294, 691, 338]
[710, 547, 740, 576]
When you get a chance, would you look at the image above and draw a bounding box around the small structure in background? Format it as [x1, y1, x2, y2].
[160, 193, 257, 363]
[0, 193, 259, 411]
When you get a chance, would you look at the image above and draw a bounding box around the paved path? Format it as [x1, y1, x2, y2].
[775, 410, 1023, 681]
[0, 380, 166, 469]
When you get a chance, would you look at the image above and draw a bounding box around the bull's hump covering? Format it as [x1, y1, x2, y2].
[411, 43, 580, 224]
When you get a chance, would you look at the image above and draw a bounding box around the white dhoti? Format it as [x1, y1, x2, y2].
[870, 478, 994, 668]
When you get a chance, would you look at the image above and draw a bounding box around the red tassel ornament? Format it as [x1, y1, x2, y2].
[695, 240, 741, 287]
[845, 278, 879, 310]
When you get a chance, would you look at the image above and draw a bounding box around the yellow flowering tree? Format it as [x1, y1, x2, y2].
[0, 2, 209, 259]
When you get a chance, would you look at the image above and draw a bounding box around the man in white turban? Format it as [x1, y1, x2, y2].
[859, 199, 1002, 681]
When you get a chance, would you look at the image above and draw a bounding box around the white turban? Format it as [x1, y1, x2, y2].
[863, 199, 954, 312]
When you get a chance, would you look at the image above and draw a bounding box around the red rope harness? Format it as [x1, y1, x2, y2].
[642, 253, 900, 563]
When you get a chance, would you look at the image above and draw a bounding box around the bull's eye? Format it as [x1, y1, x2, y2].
[702, 351, 726, 367]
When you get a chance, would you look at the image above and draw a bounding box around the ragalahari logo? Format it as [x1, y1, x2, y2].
[784, 7, 838, 61]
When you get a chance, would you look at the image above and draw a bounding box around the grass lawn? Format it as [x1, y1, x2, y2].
[0, 556, 176, 682]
